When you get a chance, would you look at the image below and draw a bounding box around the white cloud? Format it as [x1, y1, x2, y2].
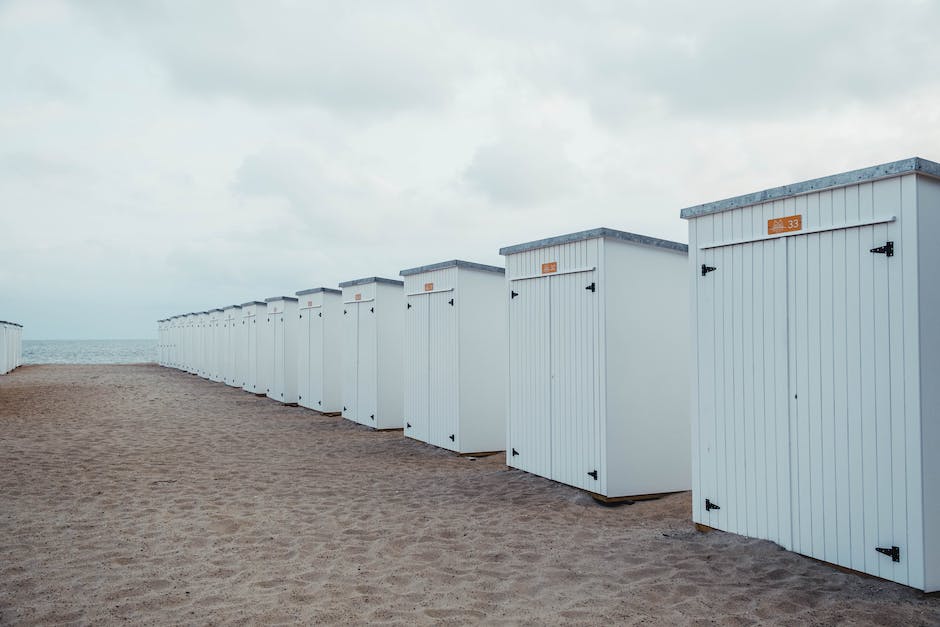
[1, 0, 939, 338]
[463, 130, 581, 207]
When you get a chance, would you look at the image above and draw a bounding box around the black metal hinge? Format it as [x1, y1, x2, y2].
[587, 470, 598, 480]
[876, 546, 900, 562]
[448, 298, 454, 306]
[705, 499, 720, 511]
[406, 422, 411, 429]
[299, 314, 302, 319]
[317, 400, 321, 405]
[585, 282, 596, 292]
[318, 312, 321, 317]
[701, 264, 717, 276]
[511, 291, 518, 299]
[870, 241, 894, 257]
[370, 307, 374, 313]
[343, 310, 347, 315]
[449, 434, 455, 441]
[343, 405, 347, 411]
[370, 414, 375, 421]
[511, 448, 519, 456]
[407, 303, 411, 309]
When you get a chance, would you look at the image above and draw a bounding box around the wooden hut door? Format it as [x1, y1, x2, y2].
[787, 220, 910, 586]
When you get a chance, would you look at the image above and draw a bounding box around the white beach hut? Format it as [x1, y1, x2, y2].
[338, 277, 405, 429]
[1, 322, 8, 374]
[177, 315, 187, 371]
[184, 313, 199, 375]
[156, 320, 164, 366]
[241, 301, 269, 395]
[264, 296, 299, 404]
[197, 312, 211, 378]
[222, 305, 242, 387]
[235, 308, 248, 388]
[681, 157, 940, 592]
[164, 318, 175, 369]
[10, 322, 21, 373]
[399, 260, 507, 454]
[296, 287, 344, 413]
[210, 309, 226, 383]
[0, 322, 9, 375]
[0, 321, 21, 374]
[499, 228, 690, 499]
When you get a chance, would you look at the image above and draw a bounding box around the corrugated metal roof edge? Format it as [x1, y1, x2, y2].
[338, 277, 405, 288]
[240, 301, 266, 307]
[498, 227, 688, 256]
[264, 296, 299, 303]
[295, 287, 342, 296]
[399, 259, 505, 276]
[680, 156, 940, 219]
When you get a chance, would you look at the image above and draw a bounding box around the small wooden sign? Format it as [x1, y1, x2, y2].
[768, 214, 802, 235]
[424, 282, 434, 291]
[541, 262, 558, 274]
[354, 293, 362, 301]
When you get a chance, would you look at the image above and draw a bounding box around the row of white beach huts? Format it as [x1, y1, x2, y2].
[0, 321, 23, 375]
[157, 157, 940, 592]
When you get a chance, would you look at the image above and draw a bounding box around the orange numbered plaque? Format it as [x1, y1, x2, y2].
[768, 214, 802, 235]
[541, 262, 558, 274]
[354, 293, 362, 301]
[307, 300, 312, 307]
[424, 282, 434, 291]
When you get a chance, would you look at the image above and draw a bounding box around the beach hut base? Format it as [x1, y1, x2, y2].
[589, 491, 670, 506]
[459, 450, 502, 458]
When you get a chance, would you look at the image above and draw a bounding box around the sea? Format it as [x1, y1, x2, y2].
[22, 339, 157, 364]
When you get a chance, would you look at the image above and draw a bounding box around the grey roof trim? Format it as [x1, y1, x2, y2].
[680, 156, 940, 219]
[223, 304, 243, 309]
[265, 296, 299, 303]
[210, 308, 225, 313]
[499, 227, 688, 256]
[240, 301, 266, 307]
[338, 277, 404, 288]
[295, 287, 342, 296]
[399, 259, 505, 276]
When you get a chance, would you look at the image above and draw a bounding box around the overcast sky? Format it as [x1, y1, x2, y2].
[2, 0, 939, 339]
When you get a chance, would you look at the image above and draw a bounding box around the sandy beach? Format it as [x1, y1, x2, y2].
[0, 364, 937, 625]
